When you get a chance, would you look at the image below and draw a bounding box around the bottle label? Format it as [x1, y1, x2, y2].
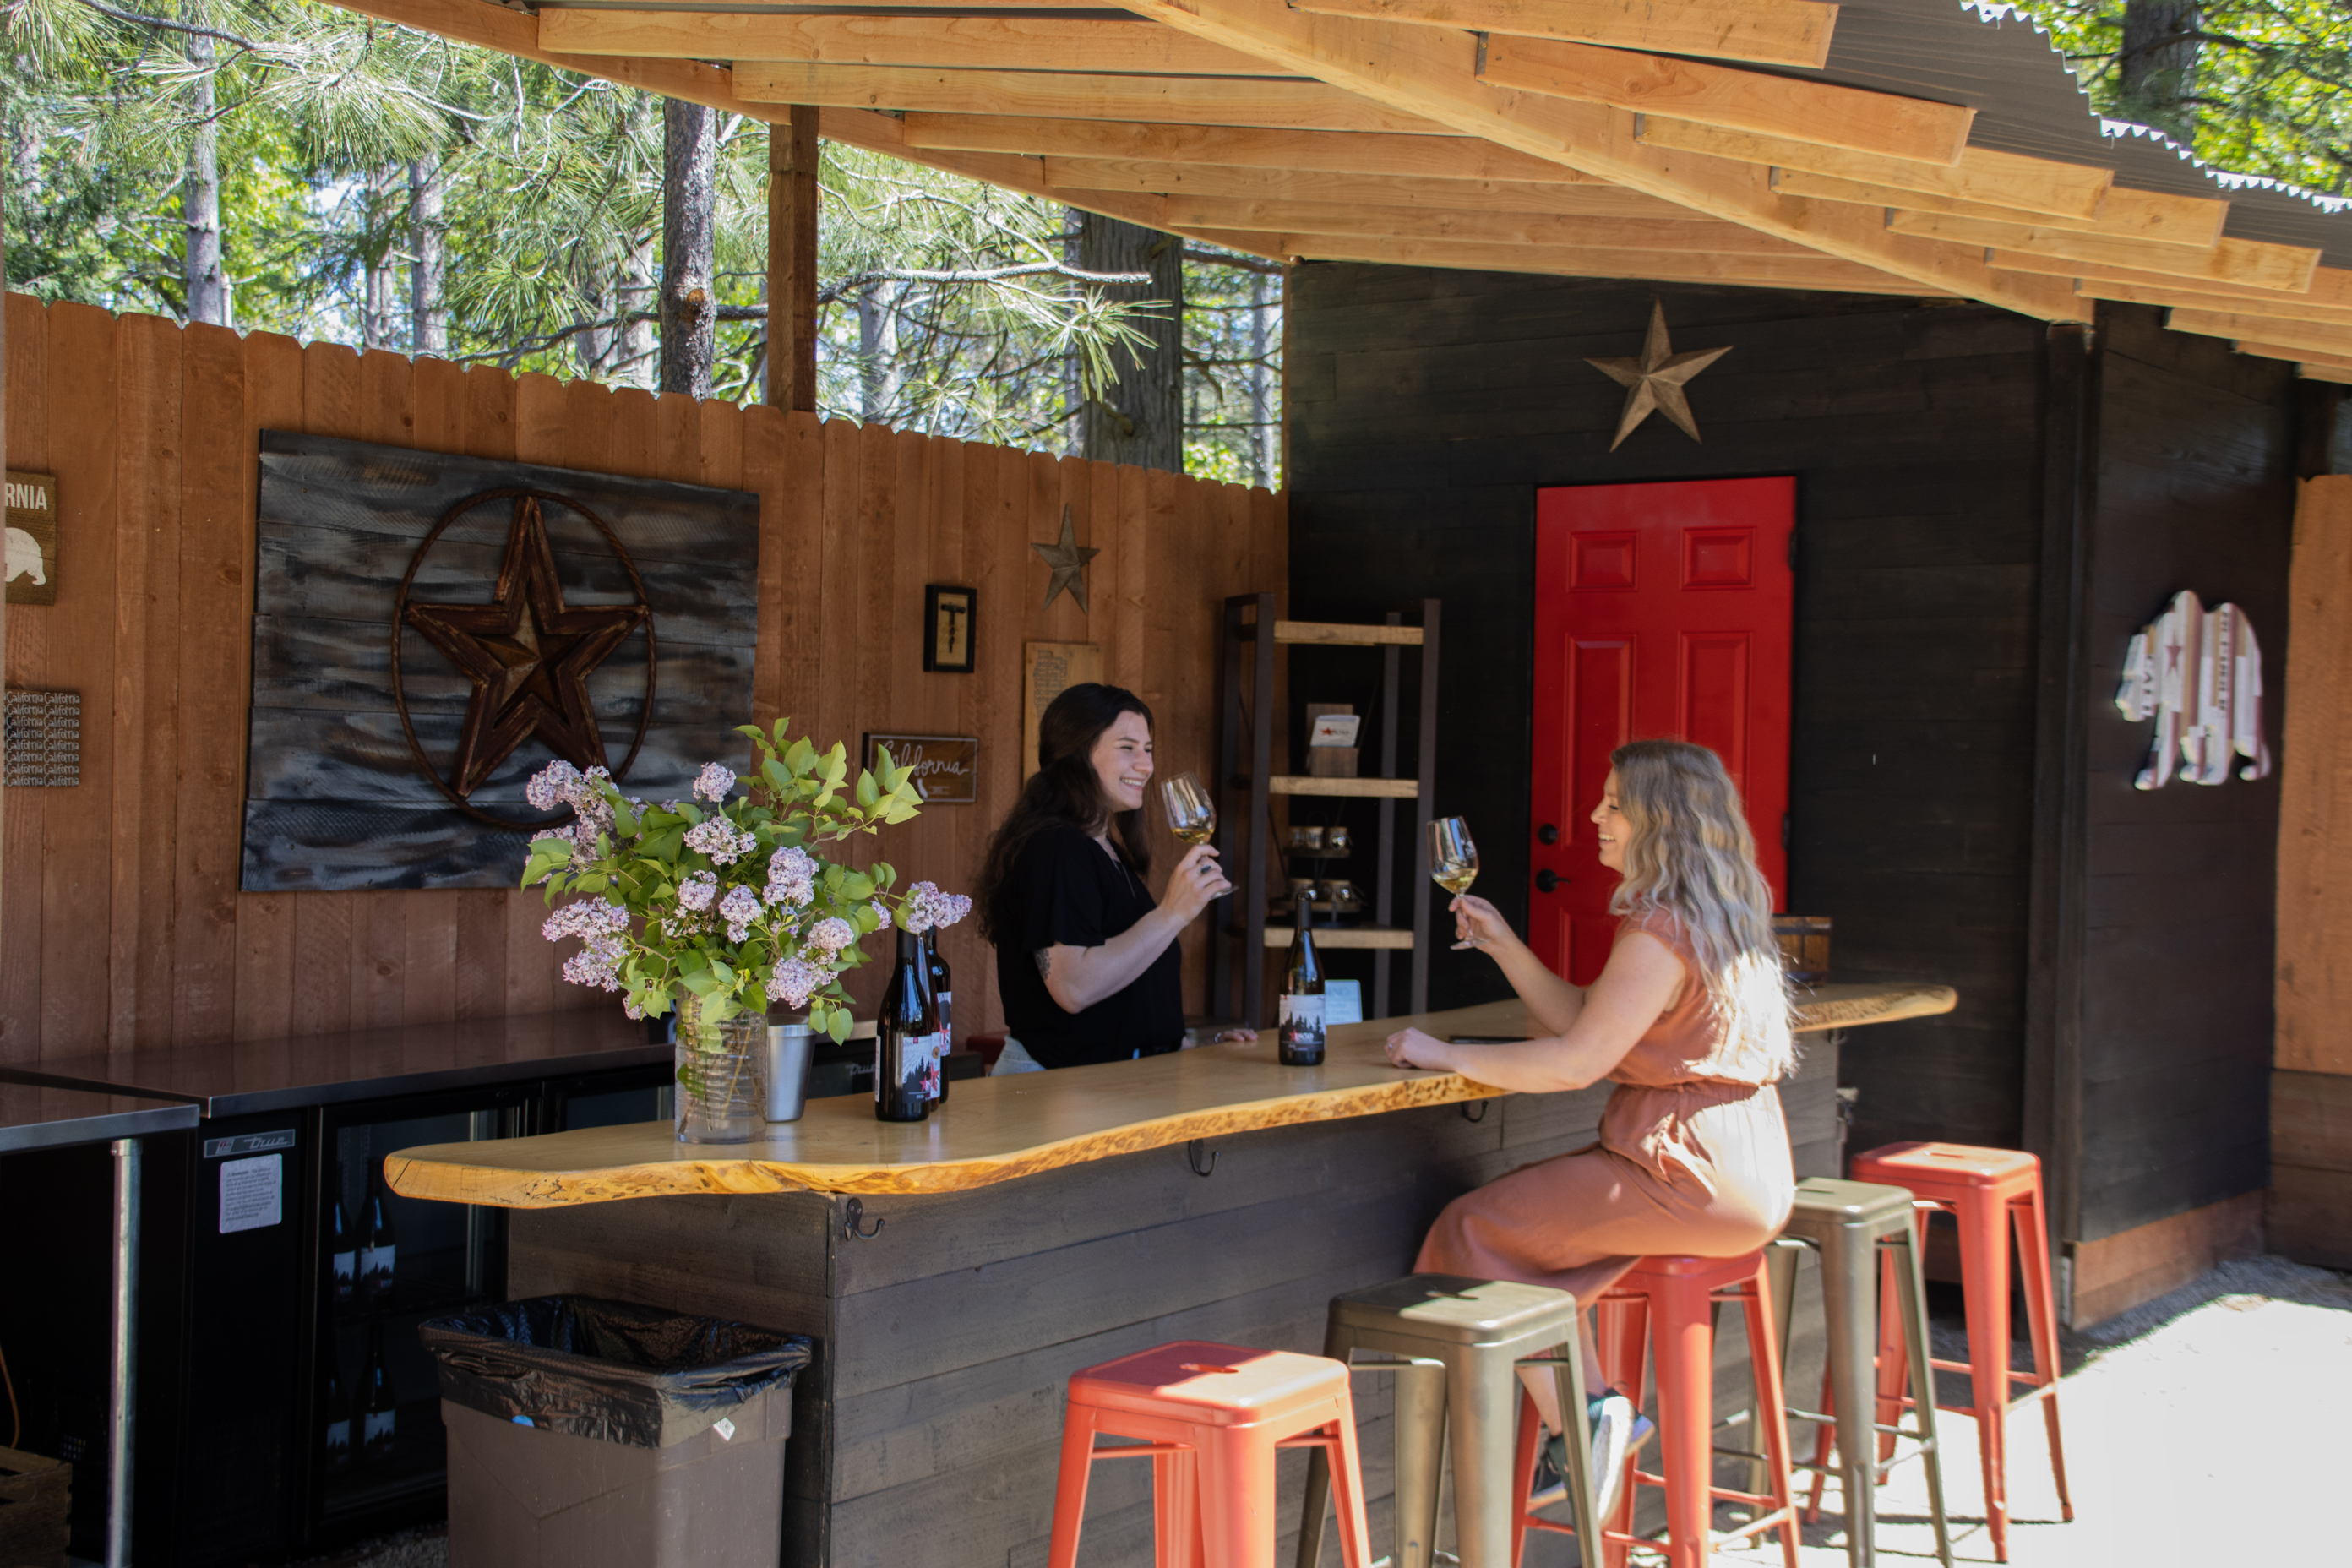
[362, 1244, 394, 1289]
[365, 1408, 396, 1448]
[938, 991, 952, 1042]
[1279, 994, 1326, 1047]
[331, 1249, 356, 1289]
[324, 1417, 351, 1456]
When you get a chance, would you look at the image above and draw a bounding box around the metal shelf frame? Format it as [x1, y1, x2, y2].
[1211, 593, 1440, 1024]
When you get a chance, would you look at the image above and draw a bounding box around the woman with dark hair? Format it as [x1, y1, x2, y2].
[976, 682, 1256, 1071]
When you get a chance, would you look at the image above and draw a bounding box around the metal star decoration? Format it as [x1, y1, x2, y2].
[1586, 301, 1734, 450]
[400, 493, 649, 798]
[1032, 504, 1100, 612]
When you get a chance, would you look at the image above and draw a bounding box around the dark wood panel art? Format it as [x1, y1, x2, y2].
[241, 430, 759, 891]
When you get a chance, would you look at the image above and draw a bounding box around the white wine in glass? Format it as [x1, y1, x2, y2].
[1428, 817, 1480, 949]
[1163, 772, 1217, 847]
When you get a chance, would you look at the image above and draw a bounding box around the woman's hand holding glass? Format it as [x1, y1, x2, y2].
[1162, 843, 1233, 923]
[1448, 893, 1521, 954]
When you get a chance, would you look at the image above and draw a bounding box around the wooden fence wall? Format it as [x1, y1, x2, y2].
[1, 295, 1285, 1064]
[2273, 472, 2352, 1266]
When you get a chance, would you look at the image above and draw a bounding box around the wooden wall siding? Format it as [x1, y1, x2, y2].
[509, 1052, 1848, 1568]
[0, 295, 1284, 1063]
[1286, 269, 2050, 1161]
[2268, 1069, 2352, 1268]
[2275, 474, 2352, 1075]
[2076, 304, 2293, 1242]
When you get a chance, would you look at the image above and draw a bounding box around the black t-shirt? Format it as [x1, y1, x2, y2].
[994, 824, 1185, 1069]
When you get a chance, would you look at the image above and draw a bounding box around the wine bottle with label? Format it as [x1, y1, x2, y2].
[876, 928, 935, 1123]
[361, 1177, 396, 1300]
[362, 1320, 396, 1464]
[322, 1353, 354, 1474]
[1278, 887, 1327, 1066]
[923, 928, 952, 1107]
[328, 1191, 357, 1304]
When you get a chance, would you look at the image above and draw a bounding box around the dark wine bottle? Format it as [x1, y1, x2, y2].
[322, 1353, 354, 1474]
[362, 1320, 396, 1464]
[875, 928, 935, 1123]
[923, 928, 952, 1107]
[328, 1192, 357, 1304]
[362, 1178, 396, 1300]
[1278, 887, 1326, 1067]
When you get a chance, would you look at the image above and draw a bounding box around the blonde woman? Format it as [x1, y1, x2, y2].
[1384, 739, 1797, 1511]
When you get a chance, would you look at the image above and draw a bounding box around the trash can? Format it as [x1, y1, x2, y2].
[420, 1295, 811, 1568]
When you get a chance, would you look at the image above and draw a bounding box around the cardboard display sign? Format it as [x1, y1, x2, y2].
[6, 471, 58, 605]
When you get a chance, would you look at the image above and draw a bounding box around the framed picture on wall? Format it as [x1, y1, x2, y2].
[865, 734, 980, 804]
[924, 585, 977, 672]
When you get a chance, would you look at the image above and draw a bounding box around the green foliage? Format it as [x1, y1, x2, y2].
[2016, 0, 2352, 195]
[525, 721, 932, 1044]
[1181, 250, 1283, 489]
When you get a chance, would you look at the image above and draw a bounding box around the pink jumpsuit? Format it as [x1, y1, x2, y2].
[1416, 911, 1797, 1303]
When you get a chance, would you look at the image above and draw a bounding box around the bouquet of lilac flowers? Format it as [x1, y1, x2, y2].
[522, 718, 947, 1045]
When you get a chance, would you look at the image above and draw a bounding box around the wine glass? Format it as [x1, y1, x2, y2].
[1162, 771, 1217, 847]
[1428, 817, 1480, 950]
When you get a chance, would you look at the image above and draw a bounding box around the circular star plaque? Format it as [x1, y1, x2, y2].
[390, 487, 658, 829]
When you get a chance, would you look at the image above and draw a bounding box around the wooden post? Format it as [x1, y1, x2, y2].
[765, 106, 820, 412]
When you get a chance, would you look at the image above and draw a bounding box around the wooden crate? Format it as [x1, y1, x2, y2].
[0, 1445, 69, 1568]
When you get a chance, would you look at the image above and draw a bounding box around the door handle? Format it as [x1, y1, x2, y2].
[1536, 823, 1560, 846]
[1534, 869, 1560, 893]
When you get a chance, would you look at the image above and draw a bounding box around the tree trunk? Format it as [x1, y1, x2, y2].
[1074, 211, 1184, 472]
[857, 285, 901, 422]
[181, 0, 231, 327]
[362, 166, 400, 351]
[409, 160, 447, 357]
[1248, 267, 1273, 488]
[658, 98, 717, 398]
[619, 236, 656, 387]
[2120, 0, 2202, 142]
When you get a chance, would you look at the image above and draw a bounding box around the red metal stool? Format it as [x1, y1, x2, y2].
[1508, 1251, 1801, 1568]
[1046, 1340, 1373, 1568]
[1848, 1142, 2074, 1563]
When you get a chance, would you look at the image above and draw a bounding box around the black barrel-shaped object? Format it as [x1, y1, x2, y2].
[420, 1296, 810, 1568]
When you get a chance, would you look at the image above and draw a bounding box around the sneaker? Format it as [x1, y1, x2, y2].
[1584, 1391, 1657, 1521]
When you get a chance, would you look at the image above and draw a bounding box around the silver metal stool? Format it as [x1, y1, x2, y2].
[1762, 1176, 1954, 1568]
[1296, 1274, 1598, 1568]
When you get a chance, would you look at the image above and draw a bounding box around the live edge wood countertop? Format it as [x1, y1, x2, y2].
[384, 983, 1953, 1208]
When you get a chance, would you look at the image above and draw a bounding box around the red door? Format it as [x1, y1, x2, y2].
[1529, 478, 1794, 983]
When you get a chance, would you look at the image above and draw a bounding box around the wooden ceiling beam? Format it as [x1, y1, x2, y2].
[1772, 168, 2228, 243]
[1074, 194, 1818, 251]
[1113, 0, 2082, 318]
[2077, 279, 2352, 329]
[1201, 229, 1944, 294]
[1287, 0, 1838, 68]
[1988, 250, 2352, 308]
[734, 63, 1455, 133]
[1887, 210, 2318, 291]
[538, 12, 1293, 77]
[900, 113, 1600, 180]
[2165, 308, 2352, 360]
[1637, 115, 2111, 219]
[2233, 340, 2352, 372]
[1478, 35, 1972, 164]
[1042, 158, 1690, 214]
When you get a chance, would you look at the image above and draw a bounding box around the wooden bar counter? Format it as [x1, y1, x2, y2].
[389, 985, 1950, 1568]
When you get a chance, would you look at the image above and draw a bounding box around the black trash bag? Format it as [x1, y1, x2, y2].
[419, 1295, 810, 1450]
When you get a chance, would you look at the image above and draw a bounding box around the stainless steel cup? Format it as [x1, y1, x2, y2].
[766, 1021, 817, 1123]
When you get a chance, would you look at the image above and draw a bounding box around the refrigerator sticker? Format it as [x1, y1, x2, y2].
[220, 1152, 283, 1233]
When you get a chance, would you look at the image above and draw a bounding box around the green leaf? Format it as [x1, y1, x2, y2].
[784, 736, 816, 775]
[826, 1010, 851, 1044]
[855, 770, 880, 810]
[841, 873, 875, 901]
[680, 968, 720, 997]
[710, 959, 737, 985]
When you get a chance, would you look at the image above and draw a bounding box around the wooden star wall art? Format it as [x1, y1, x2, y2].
[240, 431, 760, 892]
[1587, 302, 1734, 450]
[1033, 504, 1100, 612]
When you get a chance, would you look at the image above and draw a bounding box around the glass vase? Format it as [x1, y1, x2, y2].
[673, 994, 766, 1144]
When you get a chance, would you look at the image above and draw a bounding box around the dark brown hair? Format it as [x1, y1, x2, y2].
[975, 683, 1155, 944]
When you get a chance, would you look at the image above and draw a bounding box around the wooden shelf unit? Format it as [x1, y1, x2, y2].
[1213, 593, 1441, 1025]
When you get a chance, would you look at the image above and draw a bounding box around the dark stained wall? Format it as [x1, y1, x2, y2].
[2075, 304, 2293, 1241]
[1285, 267, 2054, 1160]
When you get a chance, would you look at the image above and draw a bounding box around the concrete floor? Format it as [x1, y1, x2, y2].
[280, 1254, 2352, 1568]
[1713, 1254, 2352, 1565]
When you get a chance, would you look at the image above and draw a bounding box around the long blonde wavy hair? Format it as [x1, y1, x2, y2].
[1606, 739, 1794, 1079]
